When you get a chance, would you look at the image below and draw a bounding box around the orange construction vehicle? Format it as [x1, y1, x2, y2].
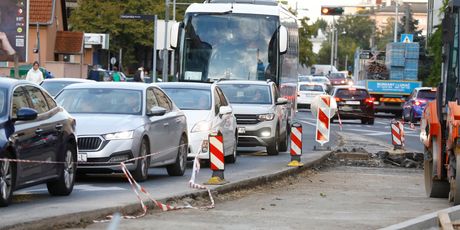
[421, 0, 460, 204]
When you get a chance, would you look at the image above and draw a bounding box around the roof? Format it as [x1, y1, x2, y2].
[55, 31, 84, 54]
[30, 0, 54, 24]
[42, 78, 95, 83]
[63, 82, 153, 91]
[217, 80, 272, 86]
[155, 82, 212, 90]
[186, 2, 283, 16]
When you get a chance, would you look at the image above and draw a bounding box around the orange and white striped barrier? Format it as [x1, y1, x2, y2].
[288, 122, 303, 167]
[391, 120, 405, 150]
[315, 95, 332, 146]
[205, 132, 228, 185]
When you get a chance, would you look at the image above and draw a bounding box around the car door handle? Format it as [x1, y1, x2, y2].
[35, 128, 43, 134]
[163, 122, 169, 126]
[55, 124, 63, 130]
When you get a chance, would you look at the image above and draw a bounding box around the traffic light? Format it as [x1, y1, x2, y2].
[321, 7, 344, 15]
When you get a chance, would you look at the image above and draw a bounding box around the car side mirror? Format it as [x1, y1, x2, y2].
[279, 25, 288, 54]
[170, 22, 182, 49]
[147, 106, 167, 116]
[219, 106, 232, 115]
[16, 107, 38, 121]
[276, 98, 288, 105]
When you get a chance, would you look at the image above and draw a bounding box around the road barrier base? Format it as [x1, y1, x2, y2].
[313, 145, 331, 151]
[205, 176, 229, 185]
[287, 160, 304, 167]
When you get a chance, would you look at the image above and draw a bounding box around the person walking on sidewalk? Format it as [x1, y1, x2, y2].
[25, 61, 44, 84]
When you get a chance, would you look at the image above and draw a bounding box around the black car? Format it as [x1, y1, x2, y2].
[331, 86, 375, 125]
[0, 78, 77, 206]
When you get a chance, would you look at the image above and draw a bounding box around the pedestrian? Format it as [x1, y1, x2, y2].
[112, 66, 121, 82]
[133, 67, 144, 82]
[25, 61, 44, 84]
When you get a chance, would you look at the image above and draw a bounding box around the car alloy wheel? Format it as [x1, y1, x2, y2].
[167, 136, 187, 176]
[133, 140, 149, 182]
[0, 160, 12, 201]
[64, 150, 75, 189]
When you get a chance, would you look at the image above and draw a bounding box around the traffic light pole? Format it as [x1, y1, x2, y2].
[330, 16, 335, 73]
[394, 1, 399, 42]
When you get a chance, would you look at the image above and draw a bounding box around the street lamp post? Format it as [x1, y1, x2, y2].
[394, 0, 399, 42]
[162, 0, 170, 82]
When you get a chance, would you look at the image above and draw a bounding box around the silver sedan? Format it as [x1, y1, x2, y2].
[55, 82, 188, 181]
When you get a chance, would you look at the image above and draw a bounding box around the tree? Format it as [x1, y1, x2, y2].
[317, 14, 374, 70]
[298, 17, 319, 67]
[70, 0, 199, 73]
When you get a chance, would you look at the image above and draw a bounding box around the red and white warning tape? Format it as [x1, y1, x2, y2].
[0, 143, 215, 222]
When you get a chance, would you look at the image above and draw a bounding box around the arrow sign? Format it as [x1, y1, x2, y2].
[120, 14, 156, 21]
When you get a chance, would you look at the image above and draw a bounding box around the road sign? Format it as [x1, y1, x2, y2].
[110, 57, 116, 65]
[120, 14, 156, 21]
[400, 34, 413, 43]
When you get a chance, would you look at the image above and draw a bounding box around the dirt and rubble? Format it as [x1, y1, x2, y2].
[70, 134, 448, 230]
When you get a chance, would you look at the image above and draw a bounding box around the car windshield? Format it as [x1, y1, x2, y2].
[335, 89, 369, 99]
[162, 88, 211, 110]
[329, 73, 345, 79]
[299, 85, 323, 92]
[41, 81, 75, 96]
[417, 90, 436, 100]
[219, 84, 272, 104]
[312, 77, 329, 83]
[56, 88, 142, 115]
[298, 76, 312, 82]
[181, 13, 278, 81]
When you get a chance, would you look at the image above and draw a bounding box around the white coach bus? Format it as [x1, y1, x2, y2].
[170, 0, 299, 119]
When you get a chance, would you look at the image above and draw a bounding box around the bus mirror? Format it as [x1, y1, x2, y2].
[170, 22, 181, 49]
[279, 25, 288, 54]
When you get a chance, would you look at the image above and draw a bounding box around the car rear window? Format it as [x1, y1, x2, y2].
[299, 85, 323, 92]
[417, 90, 436, 100]
[335, 89, 369, 99]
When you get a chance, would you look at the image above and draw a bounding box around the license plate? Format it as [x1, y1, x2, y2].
[238, 127, 246, 134]
[345, 101, 360, 105]
[341, 106, 353, 112]
[77, 153, 87, 162]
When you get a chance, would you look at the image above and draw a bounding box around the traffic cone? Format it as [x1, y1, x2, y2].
[205, 131, 228, 185]
[288, 122, 303, 167]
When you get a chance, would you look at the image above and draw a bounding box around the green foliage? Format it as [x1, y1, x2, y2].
[298, 17, 318, 67]
[317, 14, 374, 70]
[69, 0, 199, 72]
[425, 26, 442, 86]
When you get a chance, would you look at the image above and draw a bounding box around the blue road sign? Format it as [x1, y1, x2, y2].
[400, 34, 414, 43]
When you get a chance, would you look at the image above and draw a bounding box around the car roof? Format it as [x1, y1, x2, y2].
[0, 77, 38, 90]
[42, 78, 95, 83]
[217, 80, 272, 86]
[333, 85, 367, 90]
[415, 87, 436, 91]
[155, 82, 212, 90]
[62, 82, 153, 90]
[298, 82, 324, 86]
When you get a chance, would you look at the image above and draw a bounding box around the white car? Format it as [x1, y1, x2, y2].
[296, 83, 327, 110]
[218, 80, 289, 156]
[158, 82, 238, 163]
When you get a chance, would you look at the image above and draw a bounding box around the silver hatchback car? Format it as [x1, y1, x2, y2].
[55, 82, 188, 181]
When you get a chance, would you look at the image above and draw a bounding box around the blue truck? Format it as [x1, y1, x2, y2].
[353, 44, 422, 116]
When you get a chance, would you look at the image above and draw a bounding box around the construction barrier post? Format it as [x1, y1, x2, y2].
[391, 119, 405, 150]
[288, 122, 303, 167]
[314, 95, 332, 151]
[205, 131, 228, 185]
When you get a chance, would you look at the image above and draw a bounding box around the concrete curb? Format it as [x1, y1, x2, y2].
[381, 205, 460, 230]
[3, 151, 333, 230]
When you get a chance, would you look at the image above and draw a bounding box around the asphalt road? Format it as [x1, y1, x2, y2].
[75, 166, 449, 230]
[297, 110, 423, 153]
[0, 112, 334, 229]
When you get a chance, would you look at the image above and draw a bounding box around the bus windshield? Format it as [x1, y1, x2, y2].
[181, 13, 279, 82]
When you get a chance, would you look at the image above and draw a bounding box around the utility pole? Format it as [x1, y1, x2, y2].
[330, 16, 335, 73]
[404, 4, 410, 33]
[394, 0, 399, 42]
[162, 0, 170, 82]
[334, 27, 338, 69]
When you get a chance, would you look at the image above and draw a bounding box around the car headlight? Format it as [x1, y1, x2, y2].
[191, 121, 212, 133]
[258, 113, 275, 121]
[103, 130, 134, 140]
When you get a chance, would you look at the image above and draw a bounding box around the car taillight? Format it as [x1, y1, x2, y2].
[413, 99, 427, 106]
[335, 97, 342, 102]
[365, 97, 375, 104]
